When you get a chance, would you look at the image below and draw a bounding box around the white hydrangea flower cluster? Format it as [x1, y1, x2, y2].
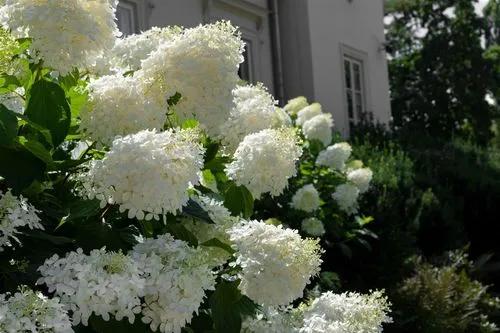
[302, 113, 334, 146]
[0, 287, 73, 333]
[300, 291, 392, 333]
[228, 220, 323, 306]
[1, 189, 43, 251]
[111, 26, 182, 72]
[316, 142, 352, 171]
[284, 96, 309, 116]
[226, 129, 302, 199]
[332, 183, 360, 214]
[296, 103, 322, 126]
[220, 83, 290, 153]
[79, 74, 166, 146]
[347, 167, 373, 194]
[0, 0, 119, 75]
[78, 129, 204, 219]
[137, 21, 244, 137]
[183, 195, 239, 266]
[301, 217, 325, 237]
[290, 184, 321, 213]
[131, 234, 216, 333]
[37, 248, 145, 326]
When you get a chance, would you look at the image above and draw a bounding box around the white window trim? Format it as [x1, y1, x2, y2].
[339, 44, 372, 132]
[202, 0, 268, 83]
[117, 0, 152, 35]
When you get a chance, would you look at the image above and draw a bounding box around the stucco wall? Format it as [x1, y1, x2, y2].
[306, 0, 391, 135]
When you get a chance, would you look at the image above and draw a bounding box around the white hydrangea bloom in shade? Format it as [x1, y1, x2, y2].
[79, 74, 166, 146]
[300, 291, 392, 333]
[274, 107, 293, 128]
[302, 113, 334, 146]
[78, 129, 204, 220]
[137, 21, 244, 137]
[283, 96, 309, 116]
[228, 220, 323, 306]
[0, 0, 119, 75]
[37, 248, 145, 326]
[332, 184, 360, 214]
[347, 167, 373, 194]
[0, 288, 73, 333]
[316, 142, 352, 171]
[112, 26, 182, 72]
[225, 129, 302, 199]
[1, 189, 43, 251]
[183, 195, 239, 266]
[220, 83, 285, 153]
[291, 184, 321, 213]
[301, 218, 325, 237]
[296, 103, 322, 126]
[131, 234, 216, 333]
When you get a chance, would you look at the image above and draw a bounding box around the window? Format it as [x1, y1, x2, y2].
[343, 56, 367, 128]
[238, 39, 254, 83]
[116, 1, 138, 36]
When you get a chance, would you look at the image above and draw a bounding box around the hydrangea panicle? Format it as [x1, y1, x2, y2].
[220, 83, 286, 153]
[301, 113, 334, 146]
[332, 183, 360, 214]
[296, 103, 322, 126]
[0, 0, 120, 75]
[315, 142, 352, 171]
[79, 74, 166, 146]
[0, 287, 73, 333]
[228, 220, 323, 306]
[284, 96, 309, 116]
[1, 189, 43, 251]
[301, 218, 325, 237]
[37, 248, 145, 326]
[347, 167, 373, 194]
[290, 184, 321, 213]
[77, 129, 204, 220]
[225, 128, 302, 199]
[137, 21, 244, 136]
[131, 234, 216, 333]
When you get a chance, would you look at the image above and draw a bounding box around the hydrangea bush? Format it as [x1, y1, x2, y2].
[0, 1, 390, 332]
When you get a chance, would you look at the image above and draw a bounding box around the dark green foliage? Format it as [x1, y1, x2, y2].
[386, 0, 497, 145]
[389, 250, 500, 333]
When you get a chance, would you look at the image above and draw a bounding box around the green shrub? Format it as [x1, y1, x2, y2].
[391, 250, 500, 333]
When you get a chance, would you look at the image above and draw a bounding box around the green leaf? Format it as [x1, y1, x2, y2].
[210, 280, 257, 333]
[201, 238, 235, 254]
[181, 118, 199, 129]
[223, 184, 253, 218]
[165, 223, 198, 247]
[0, 146, 46, 191]
[16, 136, 53, 165]
[199, 169, 218, 193]
[57, 199, 101, 229]
[182, 198, 214, 223]
[25, 80, 71, 147]
[0, 74, 21, 94]
[0, 104, 18, 146]
[25, 230, 74, 246]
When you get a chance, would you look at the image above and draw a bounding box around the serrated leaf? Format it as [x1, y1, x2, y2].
[25, 80, 71, 147]
[0, 104, 18, 145]
[223, 184, 253, 218]
[201, 238, 235, 254]
[210, 280, 257, 333]
[16, 136, 53, 165]
[182, 198, 214, 223]
[0, 146, 46, 191]
[165, 223, 198, 247]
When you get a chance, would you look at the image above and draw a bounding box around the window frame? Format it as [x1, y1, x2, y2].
[339, 44, 371, 132]
[116, 0, 151, 36]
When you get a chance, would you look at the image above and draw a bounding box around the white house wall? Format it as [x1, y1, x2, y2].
[305, 0, 391, 135]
